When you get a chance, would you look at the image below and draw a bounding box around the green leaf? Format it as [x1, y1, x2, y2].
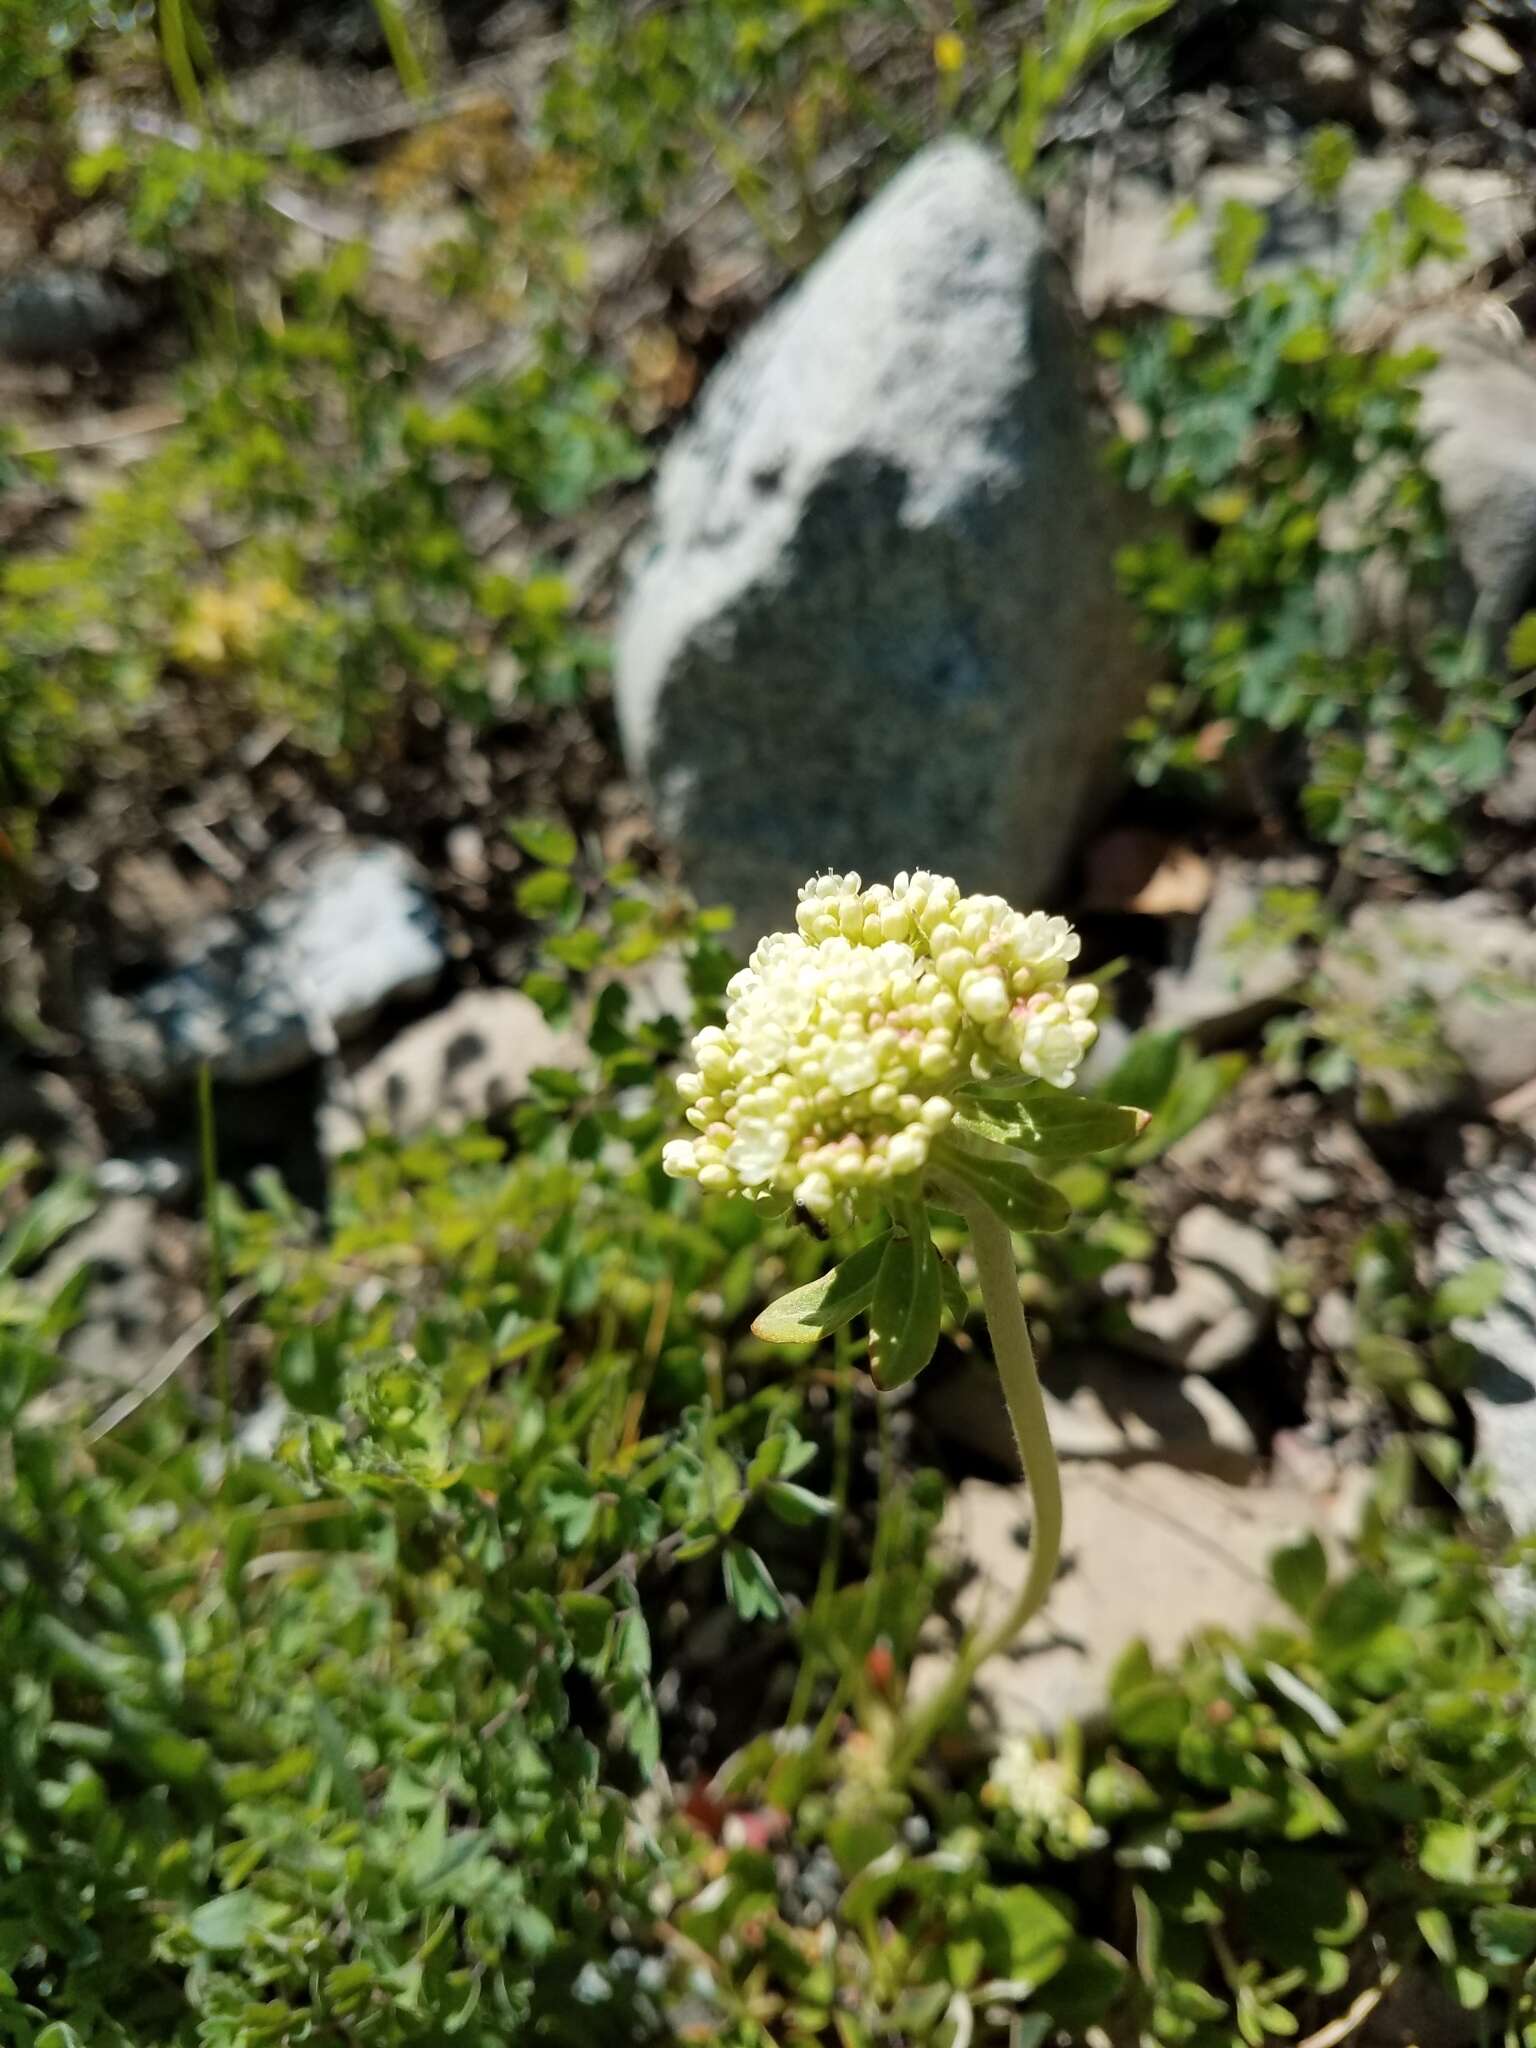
[1352, 1333, 1424, 1392]
[1507, 612, 1536, 672]
[188, 1889, 262, 1952]
[939, 1259, 969, 1327]
[935, 1138, 1071, 1234]
[561, 1589, 614, 1671]
[868, 1219, 943, 1391]
[1471, 1904, 1536, 1969]
[516, 869, 580, 917]
[1400, 181, 1467, 262]
[0, 1174, 95, 1280]
[1313, 1570, 1400, 1663]
[1114, 1678, 1189, 1749]
[1302, 124, 1355, 202]
[1417, 1906, 1457, 1966]
[1214, 198, 1265, 292]
[507, 817, 577, 866]
[1124, 1052, 1246, 1163]
[1454, 1966, 1489, 2011]
[954, 1087, 1147, 1158]
[1270, 1531, 1328, 1618]
[751, 1237, 887, 1344]
[722, 1541, 781, 1621]
[1419, 1819, 1478, 1887]
[1432, 1261, 1504, 1324]
[765, 1480, 833, 1526]
[1280, 323, 1331, 365]
[1100, 1029, 1183, 1112]
[982, 1882, 1073, 1985]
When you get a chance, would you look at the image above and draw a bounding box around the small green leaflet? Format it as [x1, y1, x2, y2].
[934, 1136, 1070, 1233]
[868, 1220, 942, 1391]
[188, 1889, 262, 1952]
[751, 1235, 886, 1344]
[953, 1086, 1147, 1158]
[722, 1541, 781, 1621]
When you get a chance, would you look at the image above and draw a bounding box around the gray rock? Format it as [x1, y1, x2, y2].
[90, 841, 445, 1090]
[910, 1464, 1326, 1734]
[1078, 159, 1528, 322]
[34, 1197, 168, 1394]
[96, 1153, 195, 1201]
[1311, 1287, 1358, 1355]
[1175, 1203, 1279, 1298]
[1405, 311, 1536, 655]
[0, 1055, 101, 1170]
[922, 1346, 1255, 1479]
[1150, 862, 1309, 1039]
[1123, 1204, 1277, 1375]
[615, 139, 1151, 942]
[0, 265, 145, 359]
[1321, 893, 1536, 1109]
[1437, 1157, 1536, 1535]
[1253, 1142, 1340, 1217]
[320, 987, 583, 1155]
[1486, 740, 1536, 829]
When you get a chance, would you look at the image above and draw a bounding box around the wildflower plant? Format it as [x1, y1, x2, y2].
[664, 871, 1144, 1748]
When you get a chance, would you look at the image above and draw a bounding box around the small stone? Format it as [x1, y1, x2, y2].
[1455, 22, 1522, 76]
[1321, 893, 1536, 1109]
[910, 1466, 1326, 1733]
[1123, 1205, 1276, 1375]
[921, 1347, 1255, 1477]
[89, 841, 446, 1091]
[320, 986, 583, 1155]
[1312, 1288, 1358, 1355]
[96, 1153, 194, 1200]
[1254, 1143, 1339, 1214]
[0, 265, 145, 359]
[1486, 741, 1536, 829]
[1437, 1157, 1536, 1536]
[32, 1197, 171, 1408]
[1298, 44, 1366, 114]
[1403, 310, 1536, 655]
[1149, 862, 1310, 1040]
[445, 824, 489, 883]
[1368, 78, 1415, 131]
[1175, 1204, 1279, 1299]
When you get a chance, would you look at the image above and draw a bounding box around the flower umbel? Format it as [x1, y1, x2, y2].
[661, 871, 1098, 1218]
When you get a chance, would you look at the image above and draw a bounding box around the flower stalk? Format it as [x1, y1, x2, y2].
[890, 1178, 1062, 1775]
[665, 870, 1141, 1769]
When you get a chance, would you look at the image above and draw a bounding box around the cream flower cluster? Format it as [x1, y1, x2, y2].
[661, 871, 1098, 1216]
[987, 1737, 1105, 1852]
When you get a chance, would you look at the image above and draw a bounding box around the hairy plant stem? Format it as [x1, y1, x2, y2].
[892, 1186, 1062, 1776]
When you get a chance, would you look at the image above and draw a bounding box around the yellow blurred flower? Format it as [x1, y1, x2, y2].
[933, 31, 966, 75]
[173, 577, 296, 668]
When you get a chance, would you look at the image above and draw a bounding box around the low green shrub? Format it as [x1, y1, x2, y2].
[0, 252, 641, 838]
[0, 889, 842, 2047]
[1111, 142, 1522, 872]
[663, 1512, 1536, 2046]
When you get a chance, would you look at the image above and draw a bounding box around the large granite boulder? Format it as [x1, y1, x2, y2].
[615, 138, 1151, 940]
